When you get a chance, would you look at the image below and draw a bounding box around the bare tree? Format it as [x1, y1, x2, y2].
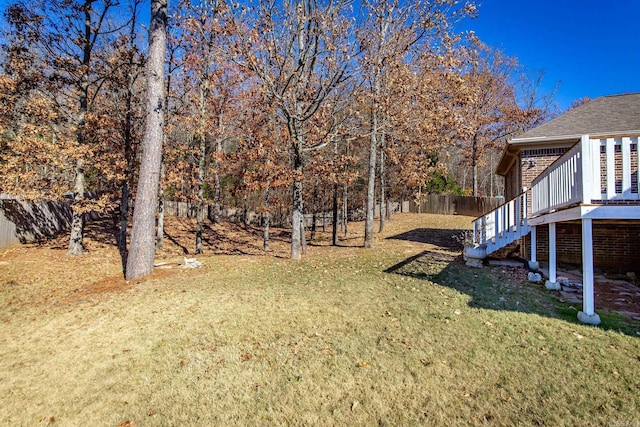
[231, 0, 353, 259]
[358, 0, 476, 247]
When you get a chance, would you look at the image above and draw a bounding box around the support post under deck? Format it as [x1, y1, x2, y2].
[545, 223, 560, 290]
[578, 218, 601, 325]
[528, 226, 539, 270]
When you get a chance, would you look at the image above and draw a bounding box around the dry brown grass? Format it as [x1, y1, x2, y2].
[1, 213, 640, 426]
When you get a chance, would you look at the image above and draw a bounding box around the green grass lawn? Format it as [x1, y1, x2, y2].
[1, 214, 639, 426]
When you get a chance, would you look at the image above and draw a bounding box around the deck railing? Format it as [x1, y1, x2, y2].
[471, 191, 530, 255]
[531, 135, 640, 216]
[467, 134, 640, 256]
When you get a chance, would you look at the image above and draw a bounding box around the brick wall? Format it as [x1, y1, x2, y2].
[520, 154, 562, 192]
[524, 222, 640, 273]
[598, 142, 639, 195]
[519, 147, 571, 215]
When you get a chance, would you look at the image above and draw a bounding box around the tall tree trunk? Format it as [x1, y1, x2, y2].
[195, 72, 209, 254]
[158, 32, 177, 250]
[118, 73, 136, 263]
[378, 128, 386, 233]
[311, 176, 318, 241]
[68, 2, 93, 256]
[301, 217, 307, 254]
[291, 177, 303, 259]
[68, 159, 86, 255]
[119, 172, 130, 262]
[472, 133, 479, 196]
[126, 0, 167, 281]
[263, 177, 270, 251]
[290, 144, 304, 259]
[212, 113, 222, 224]
[386, 192, 391, 220]
[156, 159, 165, 248]
[117, 0, 141, 265]
[243, 190, 249, 226]
[195, 132, 206, 254]
[342, 182, 348, 237]
[332, 181, 339, 246]
[321, 186, 327, 232]
[364, 108, 378, 248]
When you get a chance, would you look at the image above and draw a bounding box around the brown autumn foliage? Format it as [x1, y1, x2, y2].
[0, 0, 556, 269]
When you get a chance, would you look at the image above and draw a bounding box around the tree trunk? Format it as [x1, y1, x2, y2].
[212, 114, 223, 224]
[195, 133, 206, 254]
[119, 174, 130, 262]
[263, 177, 270, 251]
[364, 109, 378, 248]
[311, 176, 318, 241]
[386, 194, 391, 220]
[68, 157, 86, 255]
[126, 0, 167, 281]
[243, 191, 249, 226]
[291, 177, 303, 259]
[378, 129, 386, 233]
[68, 2, 93, 256]
[342, 182, 348, 237]
[117, 2, 140, 265]
[472, 133, 479, 196]
[332, 181, 338, 246]
[156, 159, 165, 248]
[301, 216, 307, 255]
[321, 186, 326, 232]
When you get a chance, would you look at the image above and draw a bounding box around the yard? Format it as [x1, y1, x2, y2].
[1, 213, 639, 426]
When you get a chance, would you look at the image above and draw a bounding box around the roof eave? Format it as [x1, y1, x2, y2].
[509, 134, 582, 145]
[510, 130, 640, 145]
[496, 144, 518, 176]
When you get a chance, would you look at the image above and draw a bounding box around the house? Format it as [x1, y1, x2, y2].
[466, 93, 640, 325]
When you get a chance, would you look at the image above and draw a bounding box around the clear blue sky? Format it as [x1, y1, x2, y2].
[458, 0, 640, 111]
[1, 0, 637, 112]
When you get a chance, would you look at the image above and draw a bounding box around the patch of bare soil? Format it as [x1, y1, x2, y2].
[0, 214, 369, 307]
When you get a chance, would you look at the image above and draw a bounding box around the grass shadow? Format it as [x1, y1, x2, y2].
[384, 230, 639, 336]
[386, 227, 464, 251]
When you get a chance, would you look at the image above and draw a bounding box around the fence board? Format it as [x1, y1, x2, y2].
[0, 196, 73, 247]
[409, 195, 501, 217]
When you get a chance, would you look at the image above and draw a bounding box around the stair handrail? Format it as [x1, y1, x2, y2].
[469, 190, 531, 253]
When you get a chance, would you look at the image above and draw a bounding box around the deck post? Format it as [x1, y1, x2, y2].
[515, 195, 522, 235]
[545, 223, 560, 290]
[528, 225, 539, 270]
[578, 218, 601, 325]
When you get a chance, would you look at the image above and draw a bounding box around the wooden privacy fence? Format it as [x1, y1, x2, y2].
[0, 193, 103, 248]
[409, 195, 502, 217]
[164, 200, 403, 228]
[0, 195, 73, 248]
[0, 195, 496, 248]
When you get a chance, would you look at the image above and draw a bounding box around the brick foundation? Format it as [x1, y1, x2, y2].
[522, 222, 640, 273]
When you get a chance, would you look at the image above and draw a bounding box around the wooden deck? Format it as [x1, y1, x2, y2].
[529, 135, 640, 224]
[471, 134, 640, 254]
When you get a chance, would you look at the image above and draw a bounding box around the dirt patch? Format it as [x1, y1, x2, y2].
[0, 215, 362, 308]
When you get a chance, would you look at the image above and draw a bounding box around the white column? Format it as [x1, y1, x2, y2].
[622, 137, 632, 198]
[580, 135, 597, 204]
[606, 139, 616, 199]
[528, 226, 539, 270]
[578, 218, 601, 325]
[545, 223, 560, 290]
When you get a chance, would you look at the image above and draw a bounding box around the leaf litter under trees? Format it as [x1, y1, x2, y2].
[0, 0, 556, 278]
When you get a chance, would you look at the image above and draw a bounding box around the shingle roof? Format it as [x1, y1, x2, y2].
[511, 93, 640, 142]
